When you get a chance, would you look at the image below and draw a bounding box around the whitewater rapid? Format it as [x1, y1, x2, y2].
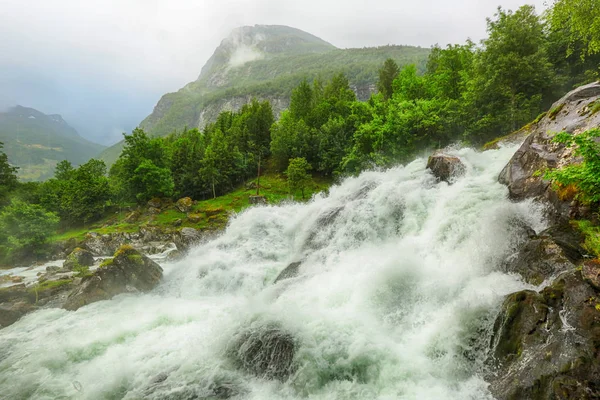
[0, 145, 545, 400]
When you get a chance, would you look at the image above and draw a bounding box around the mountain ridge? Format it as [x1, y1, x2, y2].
[0, 105, 105, 181]
[99, 25, 430, 165]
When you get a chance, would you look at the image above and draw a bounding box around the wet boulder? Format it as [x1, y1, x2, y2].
[426, 153, 466, 182]
[502, 223, 585, 285]
[487, 270, 600, 399]
[175, 197, 193, 213]
[63, 245, 163, 311]
[62, 247, 95, 271]
[498, 81, 600, 222]
[228, 323, 296, 380]
[274, 261, 302, 283]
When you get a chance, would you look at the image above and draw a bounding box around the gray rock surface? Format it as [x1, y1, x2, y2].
[498, 81, 600, 222]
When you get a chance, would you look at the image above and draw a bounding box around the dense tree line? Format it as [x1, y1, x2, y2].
[0, 0, 598, 262]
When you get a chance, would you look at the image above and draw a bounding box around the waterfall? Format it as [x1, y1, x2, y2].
[0, 145, 545, 400]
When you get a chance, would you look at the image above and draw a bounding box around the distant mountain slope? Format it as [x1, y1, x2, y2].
[0, 106, 105, 181]
[99, 25, 430, 165]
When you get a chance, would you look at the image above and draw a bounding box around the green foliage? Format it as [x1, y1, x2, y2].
[545, 129, 600, 203]
[377, 59, 400, 100]
[468, 5, 554, 143]
[0, 199, 59, 260]
[39, 159, 111, 226]
[285, 158, 313, 199]
[573, 220, 600, 257]
[133, 160, 174, 202]
[0, 142, 19, 204]
[548, 0, 600, 59]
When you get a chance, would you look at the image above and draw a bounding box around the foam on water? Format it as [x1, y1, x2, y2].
[0, 145, 545, 400]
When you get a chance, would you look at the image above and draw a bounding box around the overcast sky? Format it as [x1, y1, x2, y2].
[0, 0, 547, 146]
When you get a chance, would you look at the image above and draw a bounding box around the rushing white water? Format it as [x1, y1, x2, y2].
[0, 145, 545, 400]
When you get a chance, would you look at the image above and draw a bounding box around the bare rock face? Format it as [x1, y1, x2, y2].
[498, 81, 600, 222]
[63, 245, 163, 311]
[426, 153, 466, 183]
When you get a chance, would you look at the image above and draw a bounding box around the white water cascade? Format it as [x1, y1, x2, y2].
[0, 145, 546, 400]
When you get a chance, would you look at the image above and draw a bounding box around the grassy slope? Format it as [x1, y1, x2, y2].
[51, 172, 332, 244]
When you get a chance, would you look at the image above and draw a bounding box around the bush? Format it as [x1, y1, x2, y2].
[545, 129, 600, 203]
[0, 199, 59, 262]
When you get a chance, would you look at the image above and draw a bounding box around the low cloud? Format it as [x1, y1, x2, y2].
[1, 0, 547, 145]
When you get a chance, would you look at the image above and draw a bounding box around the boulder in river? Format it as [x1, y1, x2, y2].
[228, 323, 296, 380]
[274, 261, 301, 283]
[487, 270, 600, 399]
[63, 245, 163, 311]
[62, 247, 94, 271]
[426, 153, 466, 183]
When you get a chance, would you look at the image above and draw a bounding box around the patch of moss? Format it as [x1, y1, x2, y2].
[533, 111, 547, 124]
[28, 278, 72, 294]
[126, 254, 143, 265]
[99, 258, 113, 268]
[573, 220, 600, 258]
[548, 103, 565, 120]
[114, 244, 135, 257]
[590, 100, 600, 115]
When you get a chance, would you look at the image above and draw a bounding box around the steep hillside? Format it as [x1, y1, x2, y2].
[99, 25, 430, 165]
[0, 106, 105, 181]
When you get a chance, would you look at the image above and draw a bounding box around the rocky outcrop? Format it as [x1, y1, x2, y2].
[489, 82, 600, 399]
[487, 270, 600, 399]
[502, 224, 585, 285]
[62, 248, 94, 271]
[426, 153, 466, 183]
[498, 81, 600, 222]
[228, 322, 296, 380]
[81, 226, 203, 257]
[175, 197, 193, 213]
[0, 279, 74, 328]
[63, 246, 163, 311]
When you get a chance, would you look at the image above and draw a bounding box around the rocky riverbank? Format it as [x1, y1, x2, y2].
[485, 82, 600, 399]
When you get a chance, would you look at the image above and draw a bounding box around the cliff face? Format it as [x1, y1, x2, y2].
[487, 82, 600, 399]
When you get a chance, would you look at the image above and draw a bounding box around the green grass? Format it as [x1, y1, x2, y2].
[574, 220, 600, 257]
[29, 278, 72, 294]
[50, 172, 332, 245]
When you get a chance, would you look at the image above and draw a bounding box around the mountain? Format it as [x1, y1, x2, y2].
[0, 106, 106, 181]
[99, 25, 430, 165]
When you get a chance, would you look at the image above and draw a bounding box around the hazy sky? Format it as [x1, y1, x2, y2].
[0, 0, 547, 145]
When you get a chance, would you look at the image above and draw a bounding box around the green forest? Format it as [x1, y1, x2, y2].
[0, 0, 599, 264]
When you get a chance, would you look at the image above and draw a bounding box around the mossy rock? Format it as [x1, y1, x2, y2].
[63, 247, 94, 271]
[63, 245, 163, 311]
